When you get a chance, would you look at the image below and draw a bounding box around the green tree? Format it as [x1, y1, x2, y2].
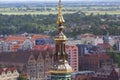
[17, 76, 27, 80]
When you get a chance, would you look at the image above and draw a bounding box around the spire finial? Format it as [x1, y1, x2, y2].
[57, 0, 65, 25]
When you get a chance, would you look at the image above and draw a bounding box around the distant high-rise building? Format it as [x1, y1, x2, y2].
[50, 0, 73, 80]
[66, 45, 78, 72]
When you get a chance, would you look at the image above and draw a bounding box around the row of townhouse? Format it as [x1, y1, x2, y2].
[0, 50, 53, 80]
[0, 67, 19, 80]
[0, 45, 79, 80]
[0, 34, 54, 52]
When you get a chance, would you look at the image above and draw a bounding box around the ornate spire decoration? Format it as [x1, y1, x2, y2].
[50, 0, 72, 79]
[57, 0, 65, 25]
[54, 0, 67, 62]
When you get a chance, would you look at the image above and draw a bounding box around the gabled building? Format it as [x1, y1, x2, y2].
[21, 37, 33, 51]
[27, 53, 37, 80]
[27, 51, 53, 80]
[80, 33, 96, 45]
[0, 50, 54, 80]
[0, 67, 19, 80]
[91, 66, 119, 80]
[36, 52, 45, 79]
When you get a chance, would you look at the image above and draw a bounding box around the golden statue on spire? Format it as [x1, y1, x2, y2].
[55, 0, 67, 61]
[55, 0, 67, 42]
[57, 0, 65, 25]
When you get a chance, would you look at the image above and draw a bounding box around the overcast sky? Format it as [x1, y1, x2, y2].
[0, 0, 113, 2]
[0, 0, 80, 1]
[0, 0, 119, 2]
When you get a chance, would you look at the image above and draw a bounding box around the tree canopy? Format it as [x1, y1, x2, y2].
[0, 12, 120, 37]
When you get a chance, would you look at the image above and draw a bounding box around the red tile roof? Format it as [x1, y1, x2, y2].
[97, 43, 112, 49]
[0, 50, 53, 64]
[31, 35, 49, 40]
[6, 36, 26, 42]
[6, 67, 17, 72]
[34, 44, 54, 51]
[0, 67, 17, 74]
[80, 33, 96, 38]
[84, 54, 110, 59]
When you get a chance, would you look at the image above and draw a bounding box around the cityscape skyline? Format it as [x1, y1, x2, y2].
[0, 0, 120, 79]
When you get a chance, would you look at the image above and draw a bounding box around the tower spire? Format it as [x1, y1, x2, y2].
[57, 0, 65, 25]
[55, 0, 67, 61]
[50, 0, 72, 79]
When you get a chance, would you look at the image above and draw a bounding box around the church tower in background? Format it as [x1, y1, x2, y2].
[50, 0, 73, 80]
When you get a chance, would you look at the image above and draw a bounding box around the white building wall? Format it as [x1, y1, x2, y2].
[95, 36, 103, 45]
[0, 69, 19, 80]
[81, 36, 95, 45]
[109, 37, 115, 46]
[21, 38, 33, 50]
[0, 41, 10, 52]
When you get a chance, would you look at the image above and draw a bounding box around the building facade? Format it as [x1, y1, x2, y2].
[80, 33, 96, 45]
[91, 67, 119, 80]
[66, 45, 78, 72]
[0, 67, 19, 80]
[95, 36, 103, 45]
[79, 54, 112, 71]
[0, 50, 53, 80]
[21, 37, 33, 51]
[0, 40, 10, 52]
[0, 34, 53, 52]
[76, 44, 88, 56]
